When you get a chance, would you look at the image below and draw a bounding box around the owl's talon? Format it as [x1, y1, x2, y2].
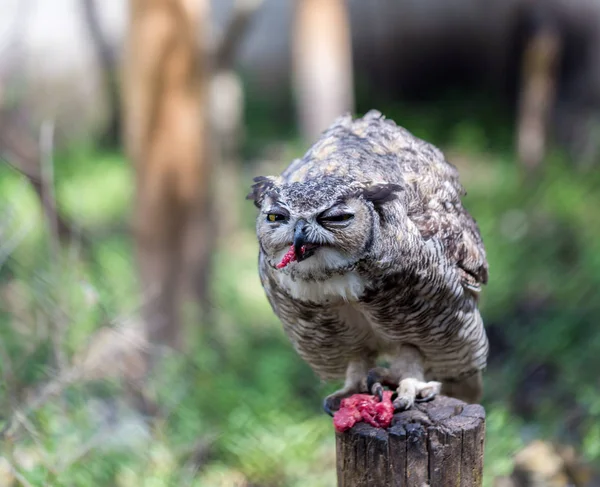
[371, 382, 384, 401]
[415, 390, 437, 403]
[323, 389, 357, 416]
[417, 381, 442, 402]
[323, 398, 336, 417]
[393, 397, 411, 411]
[366, 369, 383, 400]
[366, 368, 378, 392]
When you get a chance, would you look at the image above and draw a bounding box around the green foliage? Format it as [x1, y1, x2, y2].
[1, 98, 599, 485]
[483, 406, 525, 485]
[58, 150, 133, 227]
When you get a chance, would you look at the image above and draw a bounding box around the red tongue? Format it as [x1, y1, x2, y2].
[276, 245, 305, 269]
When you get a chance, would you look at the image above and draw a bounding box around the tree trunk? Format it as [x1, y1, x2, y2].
[516, 20, 561, 174]
[292, 0, 354, 143]
[123, 0, 210, 349]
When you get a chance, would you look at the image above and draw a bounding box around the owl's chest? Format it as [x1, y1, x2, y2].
[339, 302, 400, 352]
[273, 269, 367, 303]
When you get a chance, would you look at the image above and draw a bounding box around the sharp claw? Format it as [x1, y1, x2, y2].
[322, 398, 335, 417]
[371, 382, 384, 401]
[366, 369, 386, 400]
[366, 369, 379, 393]
[415, 390, 437, 403]
[393, 397, 410, 411]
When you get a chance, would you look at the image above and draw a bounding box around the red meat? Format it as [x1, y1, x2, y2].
[276, 245, 308, 269]
[333, 391, 394, 433]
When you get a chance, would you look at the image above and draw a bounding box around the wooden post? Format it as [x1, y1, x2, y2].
[336, 396, 485, 487]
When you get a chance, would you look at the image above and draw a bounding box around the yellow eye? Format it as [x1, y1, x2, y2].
[267, 213, 286, 222]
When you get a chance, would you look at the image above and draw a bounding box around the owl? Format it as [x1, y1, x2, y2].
[248, 110, 489, 413]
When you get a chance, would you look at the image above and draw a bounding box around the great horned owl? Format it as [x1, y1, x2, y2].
[248, 110, 489, 413]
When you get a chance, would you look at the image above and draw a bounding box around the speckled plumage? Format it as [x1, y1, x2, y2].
[249, 110, 489, 407]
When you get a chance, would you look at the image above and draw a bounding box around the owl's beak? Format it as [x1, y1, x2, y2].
[293, 220, 308, 261]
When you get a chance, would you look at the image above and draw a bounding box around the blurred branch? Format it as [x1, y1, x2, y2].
[80, 0, 121, 147]
[81, 0, 117, 66]
[0, 2, 113, 258]
[39, 121, 60, 258]
[183, 0, 264, 332]
[0, 338, 16, 410]
[12, 413, 57, 476]
[0, 200, 34, 269]
[40, 120, 71, 375]
[213, 0, 264, 70]
[0, 158, 126, 256]
[205, 0, 264, 313]
[0, 127, 75, 246]
[0, 369, 80, 440]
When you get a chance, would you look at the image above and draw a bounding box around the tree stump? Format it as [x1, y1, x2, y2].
[335, 396, 485, 487]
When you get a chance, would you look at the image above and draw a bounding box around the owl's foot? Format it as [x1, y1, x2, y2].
[366, 367, 401, 401]
[393, 378, 442, 411]
[366, 368, 440, 411]
[323, 361, 374, 416]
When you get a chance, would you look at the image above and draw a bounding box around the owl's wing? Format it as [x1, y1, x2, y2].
[407, 165, 488, 293]
[451, 207, 489, 292]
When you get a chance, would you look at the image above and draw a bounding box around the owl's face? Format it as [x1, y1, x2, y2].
[250, 176, 402, 282]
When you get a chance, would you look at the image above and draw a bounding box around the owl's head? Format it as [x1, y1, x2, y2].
[248, 175, 402, 281]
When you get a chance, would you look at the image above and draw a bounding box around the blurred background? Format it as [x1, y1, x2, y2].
[1, 0, 600, 485]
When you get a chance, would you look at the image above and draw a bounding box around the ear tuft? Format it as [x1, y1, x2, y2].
[247, 176, 277, 208]
[361, 182, 403, 205]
